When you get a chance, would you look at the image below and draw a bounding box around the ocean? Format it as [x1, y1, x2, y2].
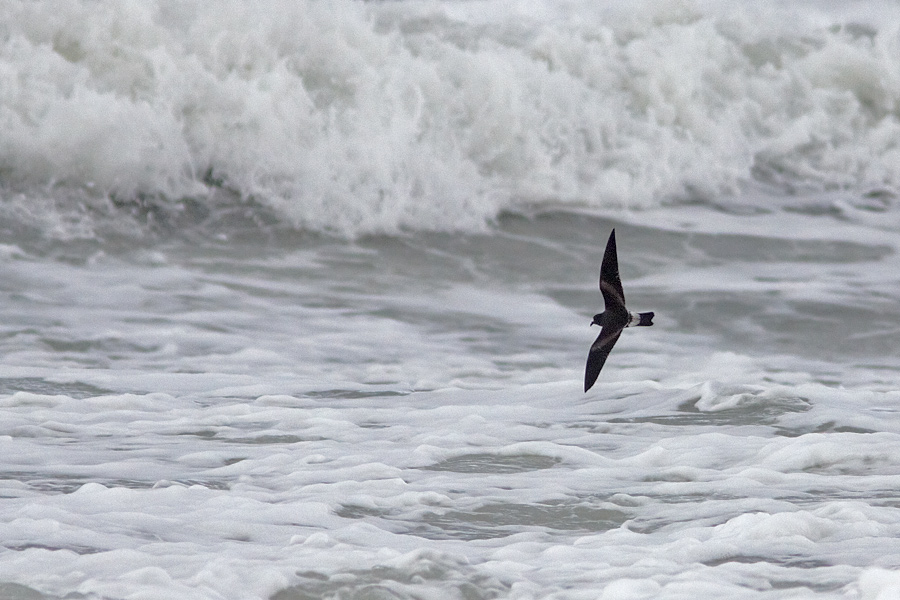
[2, 1, 900, 598]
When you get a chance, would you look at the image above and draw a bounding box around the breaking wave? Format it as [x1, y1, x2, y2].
[1, 0, 899, 237]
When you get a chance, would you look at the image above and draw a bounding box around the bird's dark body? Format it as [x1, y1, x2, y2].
[584, 229, 654, 392]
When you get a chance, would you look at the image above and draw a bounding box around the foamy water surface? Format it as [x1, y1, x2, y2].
[2, 1, 900, 598]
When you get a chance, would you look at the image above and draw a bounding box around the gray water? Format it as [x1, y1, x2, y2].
[3, 208, 900, 599]
[4, 0, 900, 596]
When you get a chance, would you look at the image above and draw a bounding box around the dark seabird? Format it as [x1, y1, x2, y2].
[584, 229, 654, 392]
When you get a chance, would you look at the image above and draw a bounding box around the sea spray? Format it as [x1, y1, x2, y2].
[1, 0, 899, 237]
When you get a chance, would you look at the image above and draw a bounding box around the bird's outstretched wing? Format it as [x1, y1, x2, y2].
[600, 229, 626, 311]
[584, 327, 623, 392]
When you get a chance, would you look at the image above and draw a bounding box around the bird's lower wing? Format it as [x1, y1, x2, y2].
[584, 328, 622, 392]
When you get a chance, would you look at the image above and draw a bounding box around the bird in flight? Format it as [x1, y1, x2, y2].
[584, 229, 654, 392]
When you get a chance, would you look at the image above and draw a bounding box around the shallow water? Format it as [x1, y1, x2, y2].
[2, 209, 900, 599]
[3, 0, 900, 598]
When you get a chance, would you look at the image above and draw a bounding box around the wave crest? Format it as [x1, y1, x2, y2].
[2, 0, 899, 236]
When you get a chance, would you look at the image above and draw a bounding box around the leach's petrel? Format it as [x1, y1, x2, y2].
[584, 229, 654, 392]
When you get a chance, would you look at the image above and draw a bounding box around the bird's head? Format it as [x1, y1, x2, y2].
[590, 313, 604, 327]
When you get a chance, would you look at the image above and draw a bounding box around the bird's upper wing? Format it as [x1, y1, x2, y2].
[600, 229, 626, 310]
[584, 327, 623, 392]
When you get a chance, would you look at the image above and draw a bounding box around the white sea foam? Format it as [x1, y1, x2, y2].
[2, 207, 900, 597]
[1, 0, 899, 236]
[2, 1, 900, 598]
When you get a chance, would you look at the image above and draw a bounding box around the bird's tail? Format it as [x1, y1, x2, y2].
[636, 311, 654, 326]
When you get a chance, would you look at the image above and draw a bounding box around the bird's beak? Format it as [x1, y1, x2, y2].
[590, 321, 596, 327]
